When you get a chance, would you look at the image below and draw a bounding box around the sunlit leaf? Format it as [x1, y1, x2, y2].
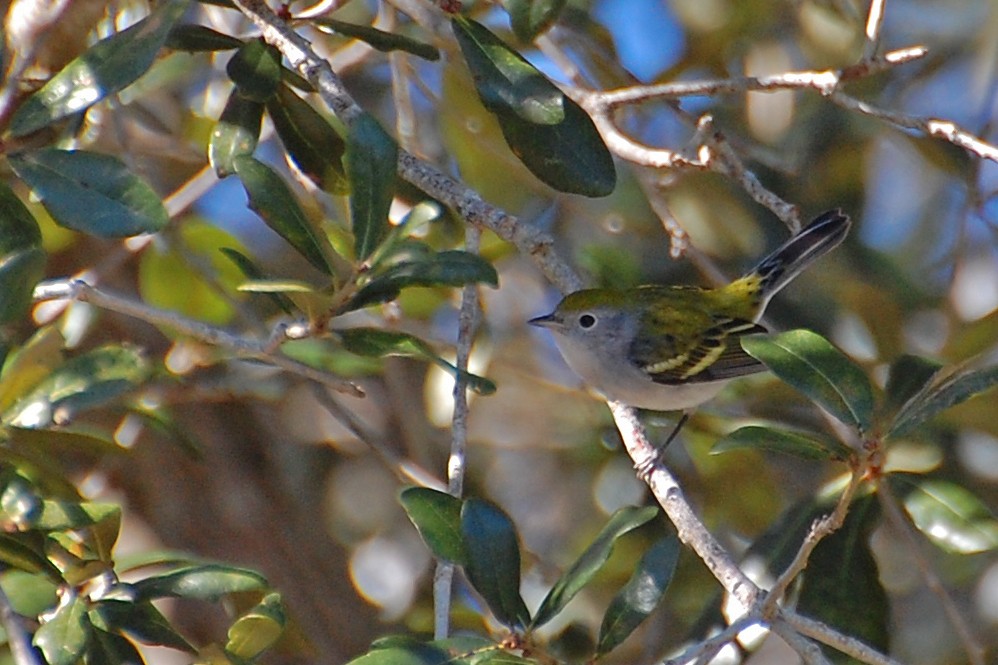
[226, 39, 282, 102]
[133, 564, 268, 601]
[225, 593, 285, 660]
[312, 18, 439, 60]
[461, 498, 530, 629]
[34, 500, 120, 533]
[532, 505, 659, 628]
[209, 90, 264, 177]
[743, 330, 874, 433]
[220, 247, 296, 314]
[34, 595, 91, 665]
[345, 644, 452, 665]
[400, 487, 466, 564]
[267, 84, 349, 194]
[902, 479, 998, 554]
[346, 113, 399, 260]
[10, 149, 168, 237]
[597, 535, 679, 655]
[234, 155, 335, 274]
[9, 0, 190, 136]
[0, 570, 59, 616]
[712, 425, 853, 462]
[0, 326, 64, 415]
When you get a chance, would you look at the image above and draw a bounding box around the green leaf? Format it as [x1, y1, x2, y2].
[87, 628, 145, 665]
[225, 593, 285, 661]
[0, 570, 59, 616]
[133, 564, 268, 601]
[267, 84, 349, 194]
[348, 250, 498, 311]
[227, 39, 282, 102]
[0, 180, 42, 253]
[881, 354, 942, 425]
[7, 426, 123, 459]
[31, 500, 119, 535]
[596, 535, 679, 655]
[338, 327, 496, 395]
[506, 0, 568, 42]
[901, 479, 998, 554]
[743, 330, 874, 433]
[890, 364, 998, 437]
[166, 24, 244, 52]
[345, 644, 452, 665]
[220, 247, 296, 314]
[34, 595, 91, 665]
[797, 496, 888, 659]
[91, 600, 195, 652]
[0, 533, 62, 578]
[345, 112, 399, 259]
[451, 17, 615, 197]
[712, 425, 853, 462]
[9, 149, 169, 237]
[234, 155, 335, 274]
[399, 487, 467, 564]
[0, 246, 46, 325]
[312, 18, 440, 61]
[5, 344, 149, 426]
[531, 505, 659, 628]
[460, 498, 530, 629]
[209, 90, 264, 177]
[9, 0, 190, 136]
[0, 326, 64, 415]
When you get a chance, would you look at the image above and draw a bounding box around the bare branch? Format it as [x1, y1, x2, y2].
[862, 0, 890, 61]
[782, 610, 905, 665]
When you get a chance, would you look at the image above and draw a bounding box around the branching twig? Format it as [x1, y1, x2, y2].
[781, 610, 905, 665]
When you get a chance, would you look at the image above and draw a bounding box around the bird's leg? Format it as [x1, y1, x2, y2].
[635, 410, 690, 480]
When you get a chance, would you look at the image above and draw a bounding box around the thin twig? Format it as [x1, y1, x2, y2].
[0, 581, 43, 665]
[862, 0, 889, 61]
[781, 610, 904, 665]
[661, 616, 756, 665]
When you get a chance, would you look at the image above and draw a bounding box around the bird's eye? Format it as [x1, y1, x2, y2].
[578, 313, 597, 329]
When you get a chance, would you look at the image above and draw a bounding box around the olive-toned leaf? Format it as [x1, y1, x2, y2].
[166, 24, 243, 52]
[881, 354, 942, 425]
[347, 250, 498, 311]
[91, 599, 196, 652]
[399, 487, 467, 564]
[890, 364, 998, 437]
[312, 18, 439, 60]
[0, 326, 64, 415]
[234, 155, 335, 274]
[34, 595, 91, 665]
[532, 505, 659, 628]
[267, 84, 349, 194]
[345, 112, 399, 259]
[451, 17, 615, 197]
[338, 327, 496, 395]
[133, 564, 268, 601]
[10, 0, 190, 136]
[209, 91, 264, 177]
[226, 39, 282, 102]
[219, 247, 296, 314]
[87, 628, 146, 665]
[7, 426, 122, 459]
[712, 425, 853, 462]
[0, 247, 46, 325]
[743, 330, 874, 433]
[345, 644, 452, 665]
[597, 535, 679, 655]
[225, 593, 285, 661]
[797, 496, 888, 658]
[0, 569, 59, 616]
[0, 180, 42, 253]
[461, 498, 530, 629]
[901, 479, 998, 554]
[34, 500, 120, 533]
[506, 0, 568, 42]
[9, 149, 168, 237]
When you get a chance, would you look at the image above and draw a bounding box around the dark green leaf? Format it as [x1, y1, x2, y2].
[712, 425, 853, 462]
[0, 533, 62, 578]
[226, 39, 282, 102]
[0, 181, 42, 253]
[531, 505, 659, 628]
[133, 564, 268, 601]
[220, 247, 296, 314]
[209, 91, 264, 177]
[348, 250, 498, 311]
[91, 600, 195, 652]
[33, 595, 91, 665]
[890, 364, 998, 437]
[901, 479, 998, 554]
[597, 535, 679, 655]
[338, 327, 496, 395]
[797, 496, 888, 660]
[10, 0, 190, 136]
[5, 344, 149, 426]
[87, 628, 146, 665]
[451, 17, 615, 197]
[312, 18, 440, 61]
[166, 24, 243, 52]
[399, 487, 467, 564]
[267, 84, 349, 194]
[461, 499, 530, 629]
[345, 644, 452, 665]
[506, 0, 568, 42]
[9, 149, 168, 237]
[345, 113, 399, 259]
[881, 354, 942, 426]
[0, 247, 46, 325]
[743, 330, 874, 433]
[225, 592, 285, 660]
[234, 155, 334, 274]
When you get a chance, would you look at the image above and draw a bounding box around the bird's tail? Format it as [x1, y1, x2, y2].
[743, 209, 851, 310]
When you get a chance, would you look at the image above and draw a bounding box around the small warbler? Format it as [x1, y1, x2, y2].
[529, 210, 851, 414]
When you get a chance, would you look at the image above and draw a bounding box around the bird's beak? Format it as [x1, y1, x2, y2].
[528, 313, 558, 328]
